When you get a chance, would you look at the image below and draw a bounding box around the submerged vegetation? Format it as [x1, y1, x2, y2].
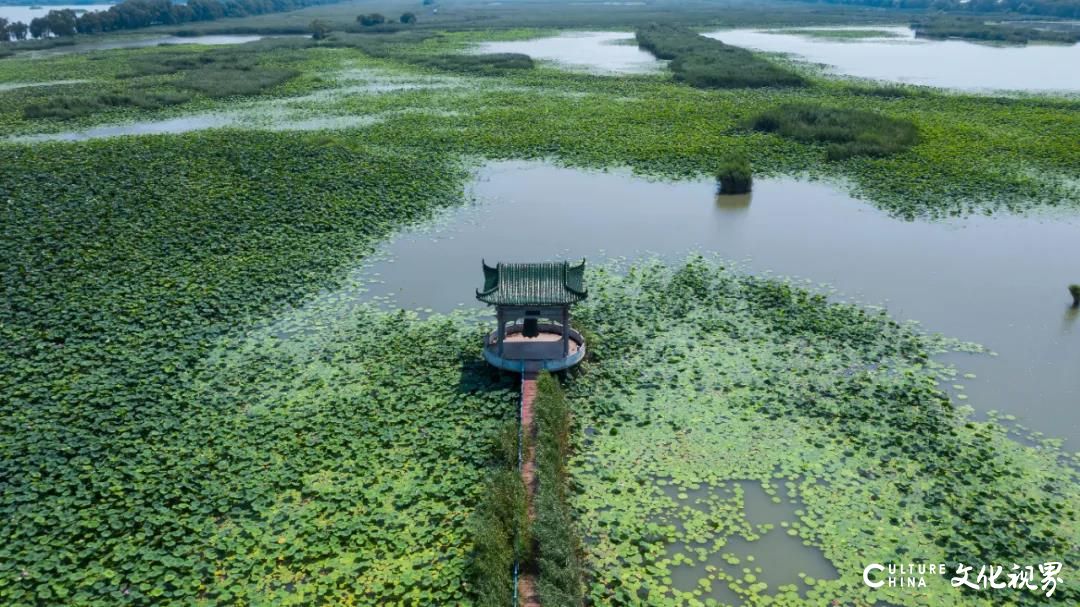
[636, 24, 806, 89]
[749, 103, 920, 160]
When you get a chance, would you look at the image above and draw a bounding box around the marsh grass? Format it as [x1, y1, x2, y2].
[749, 103, 919, 160]
[533, 372, 585, 607]
[175, 66, 300, 97]
[414, 52, 534, 74]
[912, 16, 1080, 44]
[636, 23, 805, 89]
[22, 89, 193, 119]
[716, 155, 753, 194]
[469, 419, 529, 606]
[470, 467, 529, 607]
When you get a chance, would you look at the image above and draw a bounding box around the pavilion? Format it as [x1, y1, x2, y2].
[476, 260, 588, 373]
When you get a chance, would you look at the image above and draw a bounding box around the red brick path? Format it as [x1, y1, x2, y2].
[518, 372, 540, 607]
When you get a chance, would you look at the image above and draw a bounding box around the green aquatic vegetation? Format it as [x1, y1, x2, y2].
[0, 129, 537, 604]
[636, 24, 806, 89]
[783, 28, 903, 40]
[533, 372, 585, 606]
[1, 30, 1077, 218]
[749, 102, 919, 160]
[715, 154, 753, 194]
[563, 258, 1080, 606]
[174, 65, 300, 97]
[22, 89, 193, 119]
[1069, 284, 1080, 307]
[912, 16, 1080, 44]
[470, 466, 529, 607]
[413, 53, 536, 75]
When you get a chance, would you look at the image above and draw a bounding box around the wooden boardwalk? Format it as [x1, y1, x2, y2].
[518, 371, 540, 607]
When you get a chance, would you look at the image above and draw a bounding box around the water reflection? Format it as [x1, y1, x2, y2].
[714, 192, 752, 212]
[474, 31, 664, 74]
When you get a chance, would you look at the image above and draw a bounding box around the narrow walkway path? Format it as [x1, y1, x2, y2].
[518, 370, 540, 607]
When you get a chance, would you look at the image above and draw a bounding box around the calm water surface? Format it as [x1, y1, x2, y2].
[12, 33, 269, 57]
[704, 26, 1080, 93]
[357, 161, 1080, 448]
[0, 4, 112, 24]
[474, 31, 663, 73]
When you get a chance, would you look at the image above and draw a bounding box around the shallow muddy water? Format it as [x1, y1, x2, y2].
[474, 31, 663, 73]
[356, 160, 1080, 448]
[703, 26, 1080, 93]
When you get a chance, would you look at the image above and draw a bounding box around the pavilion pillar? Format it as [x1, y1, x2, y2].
[562, 307, 570, 357]
[497, 307, 505, 357]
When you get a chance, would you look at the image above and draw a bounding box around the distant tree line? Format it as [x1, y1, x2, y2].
[355, 12, 417, 26]
[785, 0, 1080, 19]
[912, 15, 1080, 42]
[0, 0, 345, 41]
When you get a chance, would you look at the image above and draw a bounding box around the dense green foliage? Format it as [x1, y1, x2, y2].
[1070, 284, 1080, 307]
[469, 441, 529, 607]
[357, 13, 387, 27]
[414, 52, 535, 74]
[175, 65, 300, 97]
[636, 24, 806, 89]
[23, 90, 192, 119]
[749, 103, 920, 160]
[912, 16, 1080, 43]
[533, 372, 585, 606]
[716, 155, 753, 194]
[0, 132, 529, 605]
[565, 258, 1080, 605]
[18, 42, 309, 121]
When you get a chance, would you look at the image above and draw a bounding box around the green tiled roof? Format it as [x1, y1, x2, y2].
[476, 260, 587, 306]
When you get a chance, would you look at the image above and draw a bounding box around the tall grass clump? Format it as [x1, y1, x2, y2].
[749, 103, 919, 160]
[469, 420, 529, 606]
[1069, 284, 1080, 308]
[533, 371, 585, 607]
[23, 90, 192, 119]
[414, 53, 534, 75]
[636, 24, 805, 89]
[716, 154, 753, 194]
[175, 66, 299, 97]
